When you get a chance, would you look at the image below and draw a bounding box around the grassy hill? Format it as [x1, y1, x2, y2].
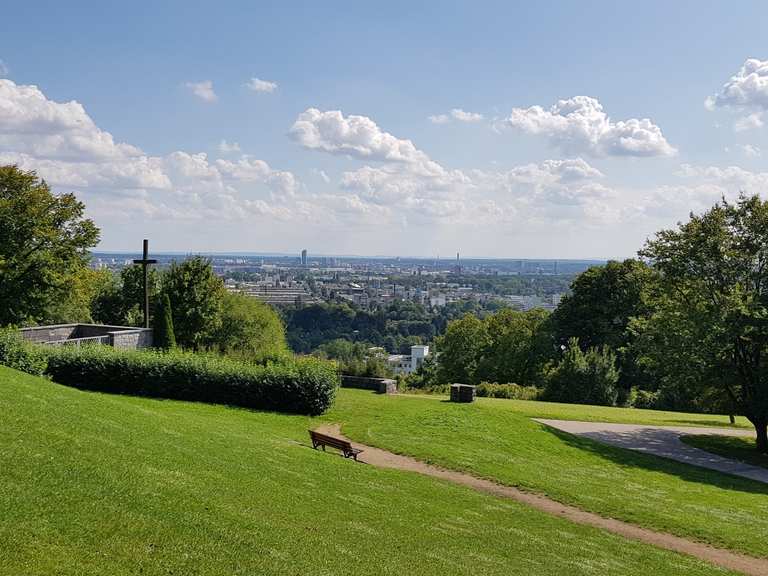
[0, 366, 735, 576]
[331, 391, 768, 558]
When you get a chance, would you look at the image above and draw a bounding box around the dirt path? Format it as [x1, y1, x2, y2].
[314, 423, 768, 576]
[533, 419, 766, 484]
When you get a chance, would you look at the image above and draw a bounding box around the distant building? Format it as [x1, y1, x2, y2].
[388, 344, 430, 375]
[301, 249, 308, 267]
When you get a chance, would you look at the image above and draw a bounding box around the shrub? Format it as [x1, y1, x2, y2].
[42, 346, 338, 415]
[0, 328, 47, 376]
[629, 387, 660, 410]
[543, 338, 619, 406]
[475, 382, 541, 400]
[154, 293, 177, 350]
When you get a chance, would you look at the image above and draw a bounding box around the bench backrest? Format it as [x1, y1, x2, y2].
[309, 430, 352, 451]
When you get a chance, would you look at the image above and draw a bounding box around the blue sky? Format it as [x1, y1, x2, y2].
[2, 1, 768, 257]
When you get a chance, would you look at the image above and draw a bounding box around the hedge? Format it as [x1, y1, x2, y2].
[0, 328, 47, 376]
[42, 345, 338, 416]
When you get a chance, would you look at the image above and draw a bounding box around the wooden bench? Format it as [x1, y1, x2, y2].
[309, 430, 363, 461]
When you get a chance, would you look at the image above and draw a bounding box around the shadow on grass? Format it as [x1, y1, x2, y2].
[540, 424, 768, 496]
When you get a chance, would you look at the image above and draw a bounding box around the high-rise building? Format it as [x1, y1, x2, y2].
[301, 249, 307, 267]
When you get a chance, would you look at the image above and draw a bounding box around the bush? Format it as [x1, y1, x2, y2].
[629, 387, 660, 410]
[42, 346, 338, 415]
[543, 338, 619, 406]
[0, 328, 47, 376]
[475, 382, 541, 400]
[154, 293, 177, 350]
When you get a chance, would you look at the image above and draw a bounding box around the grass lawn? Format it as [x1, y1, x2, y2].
[682, 435, 768, 470]
[328, 391, 768, 558]
[0, 367, 733, 576]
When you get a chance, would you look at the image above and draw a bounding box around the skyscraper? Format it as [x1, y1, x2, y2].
[301, 249, 307, 267]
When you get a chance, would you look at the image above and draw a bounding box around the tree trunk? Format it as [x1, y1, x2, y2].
[755, 420, 768, 454]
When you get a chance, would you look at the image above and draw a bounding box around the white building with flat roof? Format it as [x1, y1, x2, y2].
[388, 344, 430, 375]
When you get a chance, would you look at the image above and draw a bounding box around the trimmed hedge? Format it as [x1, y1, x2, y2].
[0, 328, 47, 376]
[42, 345, 338, 415]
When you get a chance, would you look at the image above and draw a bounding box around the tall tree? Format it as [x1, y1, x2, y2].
[639, 195, 768, 452]
[214, 292, 288, 361]
[153, 293, 177, 350]
[550, 259, 658, 392]
[0, 166, 100, 326]
[161, 256, 225, 349]
[436, 313, 489, 384]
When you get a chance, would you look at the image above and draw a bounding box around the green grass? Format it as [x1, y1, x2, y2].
[329, 391, 768, 558]
[402, 392, 751, 428]
[0, 367, 733, 576]
[682, 435, 768, 469]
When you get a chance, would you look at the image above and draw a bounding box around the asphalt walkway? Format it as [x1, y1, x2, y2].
[534, 419, 767, 484]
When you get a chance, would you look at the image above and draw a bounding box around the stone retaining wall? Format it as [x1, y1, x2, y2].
[340, 375, 397, 394]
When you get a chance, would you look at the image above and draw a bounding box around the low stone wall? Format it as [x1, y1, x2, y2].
[341, 375, 397, 394]
[19, 324, 153, 350]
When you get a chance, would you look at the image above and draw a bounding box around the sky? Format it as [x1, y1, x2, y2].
[1, 1, 768, 258]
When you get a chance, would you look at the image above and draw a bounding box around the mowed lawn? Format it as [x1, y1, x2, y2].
[329, 391, 768, 558]
[0, 367, 733, 576]
[683, 435, 768, 470]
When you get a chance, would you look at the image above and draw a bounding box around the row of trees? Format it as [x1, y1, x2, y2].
[0, 165, 287, 363]
[418, 196, 768, 452]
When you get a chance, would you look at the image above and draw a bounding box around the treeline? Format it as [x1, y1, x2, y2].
[282, 299, 502, 354]
[408, 196, 768, 453]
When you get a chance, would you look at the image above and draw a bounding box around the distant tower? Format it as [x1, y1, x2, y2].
[554, 260, 558, 274]
[301, 249, 307, 267]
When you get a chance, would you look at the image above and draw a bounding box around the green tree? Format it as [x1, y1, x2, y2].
[476, 308, 552, 385]
[544, 338, 620, 406]
[153, 293, 176, 350]
[214, 292, 288, 362]
[161, 257, 225, 349]
[436, 313, 489, 384]
[638, 195, 768, 452]
[46, 268, 117, 324]
[0, 166, 100, 325]
[550, 259, 658, 393]
[120, 264, 160, 326]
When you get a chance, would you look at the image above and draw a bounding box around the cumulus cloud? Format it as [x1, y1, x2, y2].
[429, 108, 484, 124]
[708, 59, 768, 111]
[0, 78, 301, 222]
[289, 108, 438, 167]
[246, 77, 278, 93]
[218, 139, 241, 154]
[499, 96, 676, 157]
[185, 80, 217, 102]
[734, 112, 764, 132]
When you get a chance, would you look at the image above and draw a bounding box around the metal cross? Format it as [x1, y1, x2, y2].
[133, 239, 158, 328]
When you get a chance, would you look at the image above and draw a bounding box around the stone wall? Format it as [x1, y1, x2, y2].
[341, 375, 397, 394]
[19, 324, 153, 350]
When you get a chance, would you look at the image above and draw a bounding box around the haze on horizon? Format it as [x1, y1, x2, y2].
[2, 1, 768, 259]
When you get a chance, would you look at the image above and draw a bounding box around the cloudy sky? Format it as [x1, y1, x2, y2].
[2, 1, 768, 258]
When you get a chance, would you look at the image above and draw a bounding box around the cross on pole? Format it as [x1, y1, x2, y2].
[133, 239, 157, 328]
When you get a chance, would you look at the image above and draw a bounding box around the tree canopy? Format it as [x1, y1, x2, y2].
[638, 195, 768, 452]
[0, 166, 100, 326]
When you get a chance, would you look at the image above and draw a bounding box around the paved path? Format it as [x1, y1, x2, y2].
[314, 423, 768, 576]
[534, 419, 767, 484]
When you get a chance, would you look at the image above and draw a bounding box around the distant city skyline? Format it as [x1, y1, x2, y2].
[2, 2, 768, 257]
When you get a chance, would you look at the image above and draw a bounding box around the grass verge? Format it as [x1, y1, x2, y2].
[682, 435, 768, 470]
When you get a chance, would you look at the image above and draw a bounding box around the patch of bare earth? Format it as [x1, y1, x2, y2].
[314, 423, 768, 576]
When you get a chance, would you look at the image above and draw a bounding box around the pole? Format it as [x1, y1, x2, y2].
[142, 239, 149, 328]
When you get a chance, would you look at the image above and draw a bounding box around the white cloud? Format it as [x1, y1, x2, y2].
[741, 144, 761, 158]
[185, 80, 217, 102]
[289, 108, 438, 167]
[499, 96, 676, 157]
[429, 108, 484, 124]
[246, 77, 278, 93]
[709, 59, 768, 111]
[0, 78, 301, 223]
[734, 112, 764, 132]
[218, 139, 241, 154]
